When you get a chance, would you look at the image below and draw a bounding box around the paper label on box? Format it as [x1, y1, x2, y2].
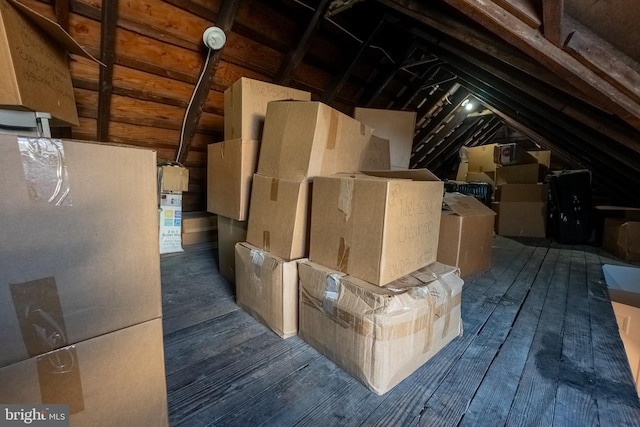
[159, 193, 183, 254]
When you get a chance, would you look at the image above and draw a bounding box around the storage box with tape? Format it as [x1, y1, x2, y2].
[224, 77, 311, 141]
[246, 174, 311, 261]
[159, 164, 189, 193]
[0, 0, 101, 126]
[257, 101, 373, 182]
[298, 260, 463, 395]
[493, 183, 548, 238]
[217, 215, 248, 284]
[207, 139, 259, 221]
[235, 242, 304, 338]
[0, 134, 161, 368]
[309, 169, 443, 286]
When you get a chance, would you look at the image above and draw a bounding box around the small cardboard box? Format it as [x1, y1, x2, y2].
[603, 218, 640, 261]
[359, 135, 391, 171]
[0, 318, 168, 426]
[181, 212, 216, 246]
[224, 77, 311, 141]
[309, 170, 444, 286]
[528, 150, 552, 168]
[0, 0, 100, 126]
[0, 134, 161, 368]
[207, 139, 260, 221]
[246, 174, 311, 261]
[493, 143, 537, 166]
[494, 163, 539, 186]
[493, 183, 548, 238]
[438, 193, 496, 278]
[235, 242, 304, 338]
[257, 101, 374, 182]
[160, 165, 189, 192]
[354, 107, 416, 170]
[217, 215, 248, 284]
[298, 260, 463, 395]
[467, 143, 497, 173]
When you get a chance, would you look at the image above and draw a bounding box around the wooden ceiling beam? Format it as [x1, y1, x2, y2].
[55, 0, 70, 31]
[494, 0, 541, 29]
[97, 0, 118, 142]
[177, 0, 240, 163]
[542, 0, 564, 47]
[275, 0, 332, 85]
[389, 0, 640, 130]
[360, 41, 417, 107]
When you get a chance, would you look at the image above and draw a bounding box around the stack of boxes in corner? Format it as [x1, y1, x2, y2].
[158, 164, 189, 254]
[457, 143, 551, 238]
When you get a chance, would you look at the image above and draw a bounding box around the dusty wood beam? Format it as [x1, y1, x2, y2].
[276, 0, 332, 85]
[388, 0, 640, 130]
[163, 0, 217, 21]
[542, 0, 564, 47]
[322, 19, 385, 104]
[97, 0, 118, 142]
[412, 86, 468, 150]
[563, 16, 640, 105]
[494, 0, 541, 29]
[55, 0, 70, 31]
[177, 0, 240, 164]
[360, 42, 416, 107]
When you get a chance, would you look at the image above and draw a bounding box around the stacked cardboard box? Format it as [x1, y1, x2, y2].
[207, 78, 312, 283]
[159, 165, 189, 254]
[0, 134, 168, 426]
[181, 211, 217, 246]
[493, 184, 549, 238]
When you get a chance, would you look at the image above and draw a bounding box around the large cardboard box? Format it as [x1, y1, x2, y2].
[0, 319, 168, 426]
[309, 170, 444, 286]
[353, 107, 416, 170]
[207, 139, 260, 221]
[438, 193, 496, 278]
[359, 135, 391, 170]
[246, 174, 311, 261]
[159, 165, 189, 193]
[224, 77, 311, 141]
[0, 134, 161, 368]
[258, 101, 374, 182]
[528, 150, 552, 168]
[235, 242, 304, 338]
[603, 264, 640, 395]
[0, 0, 100, 126]
[217, 215, 248, 284]
[603, 218, 640, 261]
[493, 183, 548, 238]
[298, 261, 463, 395]
[181, 211, 217, 246]
[494, 163, 539, 186]
[467, 144, 497, 173]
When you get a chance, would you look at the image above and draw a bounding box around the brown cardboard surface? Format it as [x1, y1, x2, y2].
[494, 163, 540, 185]
[309, 170, 443, 286]
[493, 201, 548, 238]
[257, 101, 373, 182]
[466, 171, 495, 186]
[217, 215, 247, 284]
[0, 134, 161, 367]
[611, 301, 640, 394]
[182, 212, 217, 234]
[223, 77, 311, 141]
[235, 242, 303, 338]
[456, 162, 469, 181]
[437, 193, 496, 278]
[493, 143, 537, 166]
[353, 108, 416, 170]
[467, 144, 497, 173]
[207, 139, 260, 221]
[246, 174, 311, 260]
[298, 260, 463, 395]
[602, 218, 640, 261]
[0, 0, 100, 125]
[160, 165, 189, 192]
[0, 318, 168, 426]
[528, 150, 552, 168]
[496, 183, 549, 202]
[359, 135, 391, 170]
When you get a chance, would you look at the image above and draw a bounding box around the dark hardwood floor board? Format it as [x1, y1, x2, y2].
[506, 243, 572, 426]
[413, 246, 549, 426]
[200, 352, 356, 427]
[169, 337, 319, 427]
[458, 246, 561, 426]
[360, 242, 540, 427]
[552, 247, 599, 426]
[585, 248, 640, 425]
[162, 293, 239, 335]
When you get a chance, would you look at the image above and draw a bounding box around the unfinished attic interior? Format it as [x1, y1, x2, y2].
[2, 0, 640, 425]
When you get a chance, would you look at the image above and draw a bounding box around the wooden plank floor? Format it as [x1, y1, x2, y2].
[161, 236, 640, 426]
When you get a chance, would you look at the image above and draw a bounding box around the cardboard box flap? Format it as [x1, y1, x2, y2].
[361, 168, 440, 182]
[443, 193, 496, 217]
[8, 0, 103, 65]
[495, 183, 548, 202]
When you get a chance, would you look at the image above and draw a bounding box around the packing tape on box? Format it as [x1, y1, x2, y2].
[249, 248, 265, 280]
[10, 277, 85, 413]
[270, 178, 279, 201]
[262, 231, 271, 251]
[337, 237, 350, 272]
[338, 178, 354, 221]
[322, 274, 342, 316]
[327, 110, 339, 150]
[17, 138, 72, 206]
